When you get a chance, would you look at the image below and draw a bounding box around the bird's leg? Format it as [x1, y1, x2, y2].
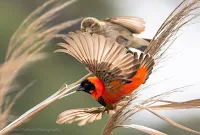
[85, 106, 106, 113]
[84, 105, 117, 116]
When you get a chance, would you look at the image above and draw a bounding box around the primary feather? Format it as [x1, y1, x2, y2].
[104, 16, 145, 34]
[56, 31, 140, 86]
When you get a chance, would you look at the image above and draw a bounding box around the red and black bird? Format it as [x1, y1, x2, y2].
[56, 31, 155, 107]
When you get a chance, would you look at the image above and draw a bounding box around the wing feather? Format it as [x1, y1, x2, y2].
[56, 31, 140, 86]
[138, 53, 155, 83]
[104, 16, 145, 34]
[56, 31, 155, 85]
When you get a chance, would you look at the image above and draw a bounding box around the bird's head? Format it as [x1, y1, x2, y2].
[77, 79, 95, 94]
[77, 77, 106, 106]
[81, 17, 101, 34]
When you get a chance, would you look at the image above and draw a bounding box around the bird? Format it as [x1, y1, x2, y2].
[80, 16, 151, 51]
[56, 31, 155, 108]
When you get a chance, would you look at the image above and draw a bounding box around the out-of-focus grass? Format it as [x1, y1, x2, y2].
[0, 2, 28, 62]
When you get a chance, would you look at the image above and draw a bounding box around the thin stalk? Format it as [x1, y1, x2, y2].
[0, 73, 92, 135]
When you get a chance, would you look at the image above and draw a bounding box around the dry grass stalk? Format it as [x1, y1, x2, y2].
[150, 99, 200, 110]
[145, 0, 200, 64]
[101, 85, 200, 135]
[101, 96, 168, 135]
[0, 72, 91, 135]
[0, 0, 82, 134]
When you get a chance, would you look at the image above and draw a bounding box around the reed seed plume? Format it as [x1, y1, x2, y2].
[101, 94, 169, 135]
[102, 85, 200, 135]
[150, 99, 200, 110]
[145, 0, 200, 65]
[0, 0, 81, 134]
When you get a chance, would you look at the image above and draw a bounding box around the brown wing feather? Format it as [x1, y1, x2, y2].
[55, 31, 140, 86]
[128, 48, 155, 82]
[104, 16, 145, 34]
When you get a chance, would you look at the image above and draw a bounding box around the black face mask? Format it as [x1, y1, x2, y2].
[76, 79, 95, 94]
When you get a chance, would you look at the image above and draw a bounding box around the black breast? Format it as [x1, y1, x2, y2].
[97, 96, 106, 106]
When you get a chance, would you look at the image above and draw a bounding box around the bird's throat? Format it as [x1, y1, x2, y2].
[88, 76, 105, 100]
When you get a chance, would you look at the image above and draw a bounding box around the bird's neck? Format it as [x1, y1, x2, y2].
[88, 76, 105, 100]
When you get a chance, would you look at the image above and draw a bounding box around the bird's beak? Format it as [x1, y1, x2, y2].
[76, 85, 85, 91]
[86, 28, 92, 33]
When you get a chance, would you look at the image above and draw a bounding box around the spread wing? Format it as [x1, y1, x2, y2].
[104, 16, 145, 34]
[55, 31, 140, 87]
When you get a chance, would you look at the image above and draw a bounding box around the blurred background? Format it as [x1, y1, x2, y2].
[0, 0, 200, 135]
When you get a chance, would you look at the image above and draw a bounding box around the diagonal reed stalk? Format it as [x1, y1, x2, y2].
[102, 86, 200, 135]
[0, 73, 91, 135]
[0, 0, 83, 134]
[149, 99, 200, 110]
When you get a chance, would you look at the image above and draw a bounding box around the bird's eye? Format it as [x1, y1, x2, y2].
[91, 25, 96, 30]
